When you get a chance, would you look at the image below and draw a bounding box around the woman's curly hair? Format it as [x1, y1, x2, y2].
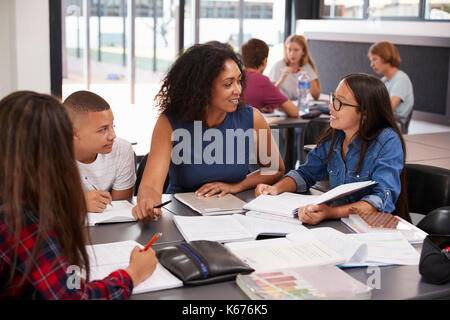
[155, 42, 246, 123]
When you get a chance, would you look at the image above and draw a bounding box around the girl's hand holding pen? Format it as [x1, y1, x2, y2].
[126, 246, 158, 286]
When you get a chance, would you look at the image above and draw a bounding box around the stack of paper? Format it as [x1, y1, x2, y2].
[286, 227, 420, 267]
[244, 181, 377, 218]
[86, 240, 183, 294]
[174, 192, 247, 215]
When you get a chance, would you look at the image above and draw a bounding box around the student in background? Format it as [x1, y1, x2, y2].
[133, 42, 284, 222]
[269, 34, 321, 101]
[0, 91, 157, 299]
[256, 73, 411, 225]
[241, 38, 298, 118]
[63, 91, 136, 213]
[368, 41, 414, 130]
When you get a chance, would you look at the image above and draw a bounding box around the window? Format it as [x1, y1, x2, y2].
[367, 0, 420, 18]
[320, 0, 364, 19]
[320, 0, 450, 20]
[425, 0, 450, 19]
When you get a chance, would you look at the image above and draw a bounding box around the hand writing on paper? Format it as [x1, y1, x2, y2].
[297, 204, 331, 225]
[125, 246, 158, 286]
[255, 184, 279, 197]
[84, 190, 112, 213]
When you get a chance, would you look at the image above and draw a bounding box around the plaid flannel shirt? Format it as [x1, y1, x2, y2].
[0, 211, 133, 299]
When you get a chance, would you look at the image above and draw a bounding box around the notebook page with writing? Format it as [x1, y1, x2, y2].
[225, 238, 346, 272]
[286, 228, 368, 265]
[87, 200, 136, 226]
[86, 240, 183, 294]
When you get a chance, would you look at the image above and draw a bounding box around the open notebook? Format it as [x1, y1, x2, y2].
[174, 192, 247, 215]
[87, 200, 136, 226]
[243, 181, 377, 218]
[86, 240, 183, 294]
[172, 214, 307, 243]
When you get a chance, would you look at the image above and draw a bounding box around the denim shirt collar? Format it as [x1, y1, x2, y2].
[333, 130, 362, 154]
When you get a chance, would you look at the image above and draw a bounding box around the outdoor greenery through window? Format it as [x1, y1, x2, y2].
[320, 0, 450, 20]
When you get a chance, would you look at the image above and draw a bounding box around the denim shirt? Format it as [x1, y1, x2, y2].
[286, 128, 404, 213]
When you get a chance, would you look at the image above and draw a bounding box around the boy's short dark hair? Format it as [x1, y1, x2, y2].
[63, 90, 110, 114]
[241, 38, 269, 69]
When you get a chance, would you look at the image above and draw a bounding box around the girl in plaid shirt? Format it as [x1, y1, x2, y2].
[0, 91, 158, 299]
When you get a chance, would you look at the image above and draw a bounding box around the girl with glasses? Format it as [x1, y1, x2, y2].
[256, 73, 410, 225]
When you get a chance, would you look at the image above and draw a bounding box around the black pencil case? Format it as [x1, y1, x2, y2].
[156, 240, 254, 285]
[419, 235, 450, 285]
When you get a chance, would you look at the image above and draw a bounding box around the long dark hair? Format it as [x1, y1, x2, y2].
[155, 42, 246, 123]
[317, 73, 410, 221]
[0, 91, 90, 285]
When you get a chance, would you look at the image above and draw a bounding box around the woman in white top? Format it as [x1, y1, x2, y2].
[269, 35, 321, 101]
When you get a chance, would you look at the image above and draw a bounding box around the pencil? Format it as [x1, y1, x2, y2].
[141, 232, 162, 252]
[84, 176, 113, 206]
[154, 200, 172, 208]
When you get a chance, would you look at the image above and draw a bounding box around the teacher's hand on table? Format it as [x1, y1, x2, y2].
[195, 182, 236, 198]
[132, 197, 162, 223]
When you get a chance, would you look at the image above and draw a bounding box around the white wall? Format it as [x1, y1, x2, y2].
[0, 0, 51, 99]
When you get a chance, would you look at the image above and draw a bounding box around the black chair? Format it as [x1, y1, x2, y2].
[134, 153, 170, 196]
[405, 163, 450, 234]
[397, 110, 413, 134]
[298, 118, 330, 165]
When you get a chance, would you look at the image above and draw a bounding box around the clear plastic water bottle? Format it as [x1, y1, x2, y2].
[297, 71, 310, 113]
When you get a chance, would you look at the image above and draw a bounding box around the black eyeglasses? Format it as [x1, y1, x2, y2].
[329, 93, 361, 111]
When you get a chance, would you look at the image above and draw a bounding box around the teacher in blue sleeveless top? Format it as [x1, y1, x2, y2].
[132, 42, 285, 222]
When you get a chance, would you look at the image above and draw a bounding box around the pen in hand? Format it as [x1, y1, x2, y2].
[85, 177, 113, 206]
[154, 200, 172, 208]
[141, 232, 163, 252]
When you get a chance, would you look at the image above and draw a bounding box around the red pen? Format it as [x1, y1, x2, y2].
[141, 232, 162, 252]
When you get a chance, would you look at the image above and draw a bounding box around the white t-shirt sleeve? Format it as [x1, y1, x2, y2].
[112, 139, 136, 191]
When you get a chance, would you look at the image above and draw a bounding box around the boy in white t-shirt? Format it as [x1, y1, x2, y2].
[63, 91, 136, 213]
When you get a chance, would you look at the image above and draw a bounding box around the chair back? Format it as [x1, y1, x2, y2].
[299, 118, 330, 164]
[417, 207, 450, 235]
[398, 110, 413, 134]
[134, 153, 170, 196]
[406, 163, 450, 215]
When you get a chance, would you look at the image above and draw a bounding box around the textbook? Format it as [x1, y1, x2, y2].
[172, 214, 307, 243]
[87, 200, 136, 226]
[174, 192, 247, 215]
[243, 181, 377, 218]
[225, 237, 346, 272]
[341, 214, 428, 244]
[236, 265, 372, 300]
[86, 240, 183, 294]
